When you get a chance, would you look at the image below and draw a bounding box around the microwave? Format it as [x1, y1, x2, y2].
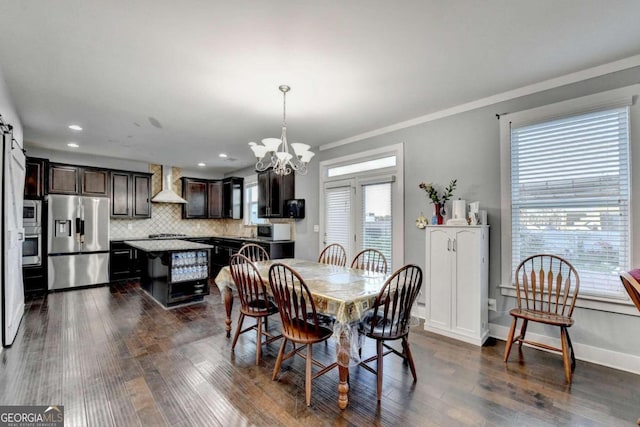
[257, 223, 291, 241]
[23, 199, 42, 227]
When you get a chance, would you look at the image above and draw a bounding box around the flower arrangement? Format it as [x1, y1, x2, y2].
[419, 179, 457, 205]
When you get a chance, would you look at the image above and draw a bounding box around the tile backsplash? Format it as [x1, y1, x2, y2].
[110, 203, 250, 238]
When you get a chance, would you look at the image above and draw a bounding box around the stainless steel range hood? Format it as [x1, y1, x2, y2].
[151, 165, 187, 204]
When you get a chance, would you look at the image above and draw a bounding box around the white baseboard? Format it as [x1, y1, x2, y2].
[490, 323, 640, 375]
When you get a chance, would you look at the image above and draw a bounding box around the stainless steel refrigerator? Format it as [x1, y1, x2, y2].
[48, 194, 109, 290]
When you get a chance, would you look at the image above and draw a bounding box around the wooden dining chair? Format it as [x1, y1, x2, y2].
[238, 243, 270, 262]
[268, 262, 338, 406]
[619, 270, 640, 426]
[229, 254, 281, 365]
[358, 264, 422, 402]
[318, 243, 347, 267]
[503, 254, 580, 383]
[350, 248, 388, 274]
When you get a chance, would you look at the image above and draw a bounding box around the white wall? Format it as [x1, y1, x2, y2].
[291, 66, 640, 373]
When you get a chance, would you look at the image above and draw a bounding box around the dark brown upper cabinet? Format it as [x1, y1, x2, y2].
[208, 180, 223, 218]
[49, 164, 79, 194]
[257, 169, 294, 218]
[111, 171, 152, 219]
[48, 163, 110, 196]
[223, 177, 244, 219]
[24, 157, 47, 198]
[182, 178, 208, 218]
[182, 177, 244, 219]
[81, 168, 110, 196]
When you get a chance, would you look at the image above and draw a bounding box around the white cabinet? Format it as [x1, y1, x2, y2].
[424, 226, 489, 346]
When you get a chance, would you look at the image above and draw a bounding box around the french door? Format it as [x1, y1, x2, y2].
[322, 177, 395, 270]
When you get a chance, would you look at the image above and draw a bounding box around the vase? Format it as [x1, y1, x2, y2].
[433, 203, 444, 225]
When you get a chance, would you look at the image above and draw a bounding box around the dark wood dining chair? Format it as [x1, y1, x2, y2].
[619, 270, 640, 425]
[268, 262, 338, 406]
[504, 254, 580, 383]
[318, 243, 347, 267]
[229, 254, 281, 365]
[350, 248, 388, 274]
[358, 264, 422, 402]
[238, 243, 270, 262]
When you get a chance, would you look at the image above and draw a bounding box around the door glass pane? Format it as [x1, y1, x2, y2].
[325, 186, 352, 256]
[361, 182, 392, 270]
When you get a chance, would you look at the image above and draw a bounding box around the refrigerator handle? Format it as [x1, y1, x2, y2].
[75, 217, 82, 243]
[80, 219, 85, 244]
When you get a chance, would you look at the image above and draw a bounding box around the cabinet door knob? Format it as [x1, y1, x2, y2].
[447, 238, 451, 251]
[453, 238, 457, 252]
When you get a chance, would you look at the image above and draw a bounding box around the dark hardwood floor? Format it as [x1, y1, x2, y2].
[1, 281, 639, 426]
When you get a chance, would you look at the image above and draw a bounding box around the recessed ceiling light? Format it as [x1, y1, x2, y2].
[219, 153, 228, 158]
[67, 142, 79, 148]
[197, 162, 206, 167]
[68, 124, 83, 131]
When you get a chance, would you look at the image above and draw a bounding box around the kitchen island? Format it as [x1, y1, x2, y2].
[125, 239, 213, 308]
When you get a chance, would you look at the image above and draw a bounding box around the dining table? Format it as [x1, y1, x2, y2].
[214, 258, 390, 409]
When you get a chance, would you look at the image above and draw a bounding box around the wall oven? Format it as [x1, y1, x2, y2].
[22, 228, 42, 266]
[22, 200, 43, 267]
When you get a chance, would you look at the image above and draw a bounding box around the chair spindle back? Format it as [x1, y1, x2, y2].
[350, 248, 388, 274]
[514, 254, 580, 317]
[318, 243, 347, 267]
[268, 263, 321, 340]
[365, 264, 422, 339]
[238, 243, 270, 262]
[229, 254, 270, 315]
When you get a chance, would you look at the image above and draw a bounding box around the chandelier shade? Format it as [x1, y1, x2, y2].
[249, 85, 315, 175]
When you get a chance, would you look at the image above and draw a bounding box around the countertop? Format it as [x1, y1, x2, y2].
[124, 239, 214, 252]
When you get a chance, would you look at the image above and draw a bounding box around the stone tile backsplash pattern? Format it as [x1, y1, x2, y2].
[110, 163, 252, 239]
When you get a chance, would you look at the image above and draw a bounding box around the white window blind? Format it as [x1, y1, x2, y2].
[361, 182, 393, 270]
[510, 107, 630, 299]
[325, 186, 352, 255]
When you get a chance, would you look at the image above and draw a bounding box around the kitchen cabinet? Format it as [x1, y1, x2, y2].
[207, 181, 223, 218]
[49, 164, 79, 194]
[109, 241, 143, 281]
[24, 157, 47, 198]
[49, 163, 110, 196]
[182, 178, 208, 218]
[257, 168, 294, 218]
[222, 177, 243, 219]
[182, 177, 244, 219]
[209, 237, 294, 276]
[423, 226, 489, 346]
[81, 167, 110, 196]
[111, 171, 152, 218]
[129, 240, 212, 308]
[23, 265, 47, 296]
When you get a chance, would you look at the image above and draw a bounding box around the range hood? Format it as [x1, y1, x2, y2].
[151, 165, 188, 204]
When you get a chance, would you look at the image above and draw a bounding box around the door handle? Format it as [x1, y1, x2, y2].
[447, 238, 451, 251]
[452, 238, 457, 252]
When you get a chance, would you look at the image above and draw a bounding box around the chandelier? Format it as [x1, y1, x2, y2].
[249, 85, 315, 175]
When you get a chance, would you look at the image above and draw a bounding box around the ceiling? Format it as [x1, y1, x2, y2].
[1, 1, 640, 174]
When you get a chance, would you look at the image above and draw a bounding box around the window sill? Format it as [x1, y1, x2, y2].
[499, 285, 639, 316]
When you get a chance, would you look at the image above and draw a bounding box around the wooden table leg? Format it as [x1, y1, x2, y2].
[338, 364, 349, 409]
[336, 326, 351, 409]
[224, 286, 233, 338]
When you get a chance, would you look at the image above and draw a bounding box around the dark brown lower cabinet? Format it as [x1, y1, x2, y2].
[109, 242, 143, 281]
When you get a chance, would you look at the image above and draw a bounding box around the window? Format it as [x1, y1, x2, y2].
[361, 182, 392, 267]
[244, 179, 265, 225]
[501, 89, 634, 304]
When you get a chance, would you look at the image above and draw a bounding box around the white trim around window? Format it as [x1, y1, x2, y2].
[500, 84, 640, 315]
